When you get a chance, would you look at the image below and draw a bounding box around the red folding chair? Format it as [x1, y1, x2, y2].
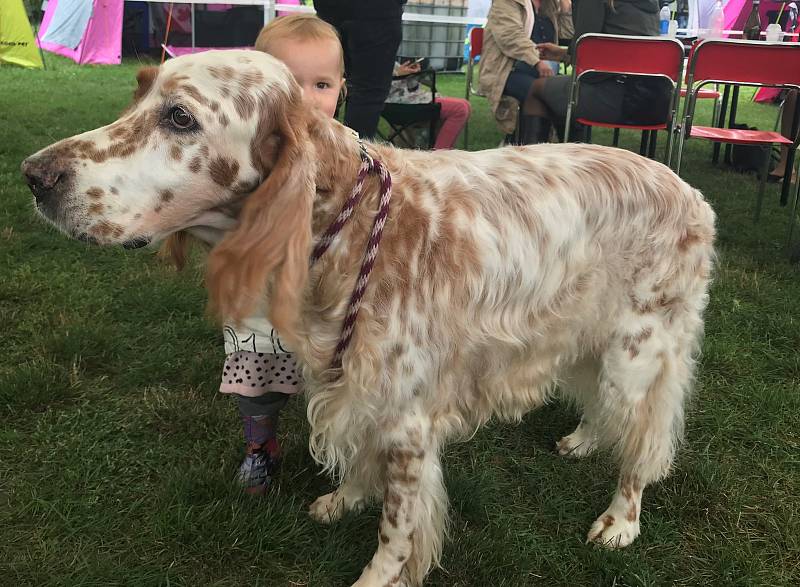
[674, 39, 800, 224]
[464, 26, 484, 149]
[680, 86, 721, 125]
[564, 34, 685, 165]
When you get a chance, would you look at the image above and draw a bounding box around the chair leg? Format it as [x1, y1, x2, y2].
[648, 131, 658, 159]
[639, 131, 649, 156]
[675, 120, 688, 175]
[754, 145, 771, 223]
[724, 86, 741, 166]
[780, 147, 796, 206]
[612, 128, 620, 147]
[665, 124, 676, 169]
[788, 163, 800, 249]
[713, 85, 730, 164]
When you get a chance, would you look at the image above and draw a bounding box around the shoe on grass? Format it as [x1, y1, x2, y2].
[237, 437, 281, 495]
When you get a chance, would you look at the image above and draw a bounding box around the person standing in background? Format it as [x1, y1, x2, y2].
[313, 0, 406, 139]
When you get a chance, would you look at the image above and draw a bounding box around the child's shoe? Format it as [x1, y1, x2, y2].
[237, 438, 281, 495]
[237, 415, 281, 495]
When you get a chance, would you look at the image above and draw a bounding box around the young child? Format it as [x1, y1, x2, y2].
[221, 14, 345, 495]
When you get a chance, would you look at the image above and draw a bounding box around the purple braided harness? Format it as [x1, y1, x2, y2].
[309, 140, 392, 370]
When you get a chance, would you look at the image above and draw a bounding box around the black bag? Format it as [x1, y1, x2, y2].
[619, 76, 674, 126]
[729, 123, 779, 174]
[578, 73, 673, 127]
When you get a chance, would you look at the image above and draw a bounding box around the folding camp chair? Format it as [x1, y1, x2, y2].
[564, 33, 684, 164]
[380, 68, 442, 149]
[674, 39, 800, 225]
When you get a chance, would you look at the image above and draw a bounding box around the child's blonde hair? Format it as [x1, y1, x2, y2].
[255, 14, 344, 77]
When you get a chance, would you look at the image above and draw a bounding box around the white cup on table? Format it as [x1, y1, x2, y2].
[765, 23, 782, 43]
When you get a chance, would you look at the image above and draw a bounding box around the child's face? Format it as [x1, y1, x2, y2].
[270, 38, 344, 118]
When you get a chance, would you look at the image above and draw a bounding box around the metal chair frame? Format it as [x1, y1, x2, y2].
[675, 39, 800, 229]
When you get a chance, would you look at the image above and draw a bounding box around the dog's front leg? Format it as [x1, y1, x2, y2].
[310, 475, 369, 524]
[310, 441, 385, 524]
[352, 408, 441, 587]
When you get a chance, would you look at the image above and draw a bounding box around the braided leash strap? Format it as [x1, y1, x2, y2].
[309, 151, 392, 370]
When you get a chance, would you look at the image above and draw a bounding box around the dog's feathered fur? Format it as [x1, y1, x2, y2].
[22, 50, 715, 587]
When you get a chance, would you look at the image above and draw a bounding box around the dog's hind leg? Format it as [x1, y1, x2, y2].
[556, 358, 601, 458]
[586, 312, 696, 548]
[556, 415, 599, 458]
[351, 406, 446, 587]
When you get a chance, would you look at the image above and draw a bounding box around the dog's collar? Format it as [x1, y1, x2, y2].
[309, 132, 392, 372]
[352, 129, 372, 166]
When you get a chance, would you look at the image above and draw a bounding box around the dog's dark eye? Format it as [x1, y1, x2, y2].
[169, 106, 195, 130]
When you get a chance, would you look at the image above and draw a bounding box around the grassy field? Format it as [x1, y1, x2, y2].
[1, 55, 799, 587]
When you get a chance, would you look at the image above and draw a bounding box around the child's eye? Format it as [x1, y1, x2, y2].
[315, 82, 331, 90]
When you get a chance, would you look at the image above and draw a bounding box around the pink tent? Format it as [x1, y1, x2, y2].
[724, 0, 791, 32]
[38, 0, 123, 65]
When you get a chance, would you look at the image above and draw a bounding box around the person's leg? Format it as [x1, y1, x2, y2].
[504, 64, 554, 144]
[220, 348, 302, 494]
[530, 75, 570, 139]
[237, 393, 289, 495]
[504, 62, 547, 116]
[770, 89, 798, 180]
[341, 17, 402, 138]
[433, 97, 471, 149]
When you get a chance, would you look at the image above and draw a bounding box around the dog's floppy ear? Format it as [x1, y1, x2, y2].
[159, 231, 195, 271]
[133, 66, 159, 102]
[206, 95, 315, 343]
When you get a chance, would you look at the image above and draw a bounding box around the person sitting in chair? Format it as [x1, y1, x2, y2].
[386, 60, 471, 149]
[479, 0, 564, 145]
[527, 0, 669, 140]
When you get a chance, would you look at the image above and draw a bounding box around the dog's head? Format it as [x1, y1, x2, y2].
[21, 49, 310, 248]
[21, 50, 321, 334]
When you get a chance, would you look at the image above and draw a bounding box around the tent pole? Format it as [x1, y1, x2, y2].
[191, 3, 195, 51]
[161, 3, 174, 64]
[33, 8, 47, 70]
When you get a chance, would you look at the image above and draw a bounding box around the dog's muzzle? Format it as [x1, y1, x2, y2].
[21, 153, 73, 218]
[122, 236, 152, 249]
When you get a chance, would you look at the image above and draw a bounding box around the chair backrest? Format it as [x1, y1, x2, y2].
[573, 33, 684, 83]
[564, 33, 685, 146]
[466, 27, 484, 99]
[687, 39, 800, 90]
[469, 26, 484, 60]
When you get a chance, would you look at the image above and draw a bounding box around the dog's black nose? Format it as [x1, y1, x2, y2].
[21, 155, 66, 203]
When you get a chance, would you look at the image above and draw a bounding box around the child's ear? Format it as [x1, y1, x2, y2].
[337, 78, 347, 108]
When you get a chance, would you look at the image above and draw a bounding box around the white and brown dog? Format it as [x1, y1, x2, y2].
[22, 50, 715, 586]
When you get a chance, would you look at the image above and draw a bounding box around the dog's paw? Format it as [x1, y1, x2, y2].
[555, 429, 597, 458]
[309, 491, 345, 524]
[350, 565, 410, 587]
[351, 575, 409, 587]
[586, 513, 640, 549]
[309, 489, 366, 524]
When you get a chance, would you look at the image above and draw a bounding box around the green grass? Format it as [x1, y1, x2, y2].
[2, 55, 799, 586]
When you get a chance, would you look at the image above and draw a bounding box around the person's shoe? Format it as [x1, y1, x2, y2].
[767, 171, 796, 183]
[237, 437, 281, 496]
